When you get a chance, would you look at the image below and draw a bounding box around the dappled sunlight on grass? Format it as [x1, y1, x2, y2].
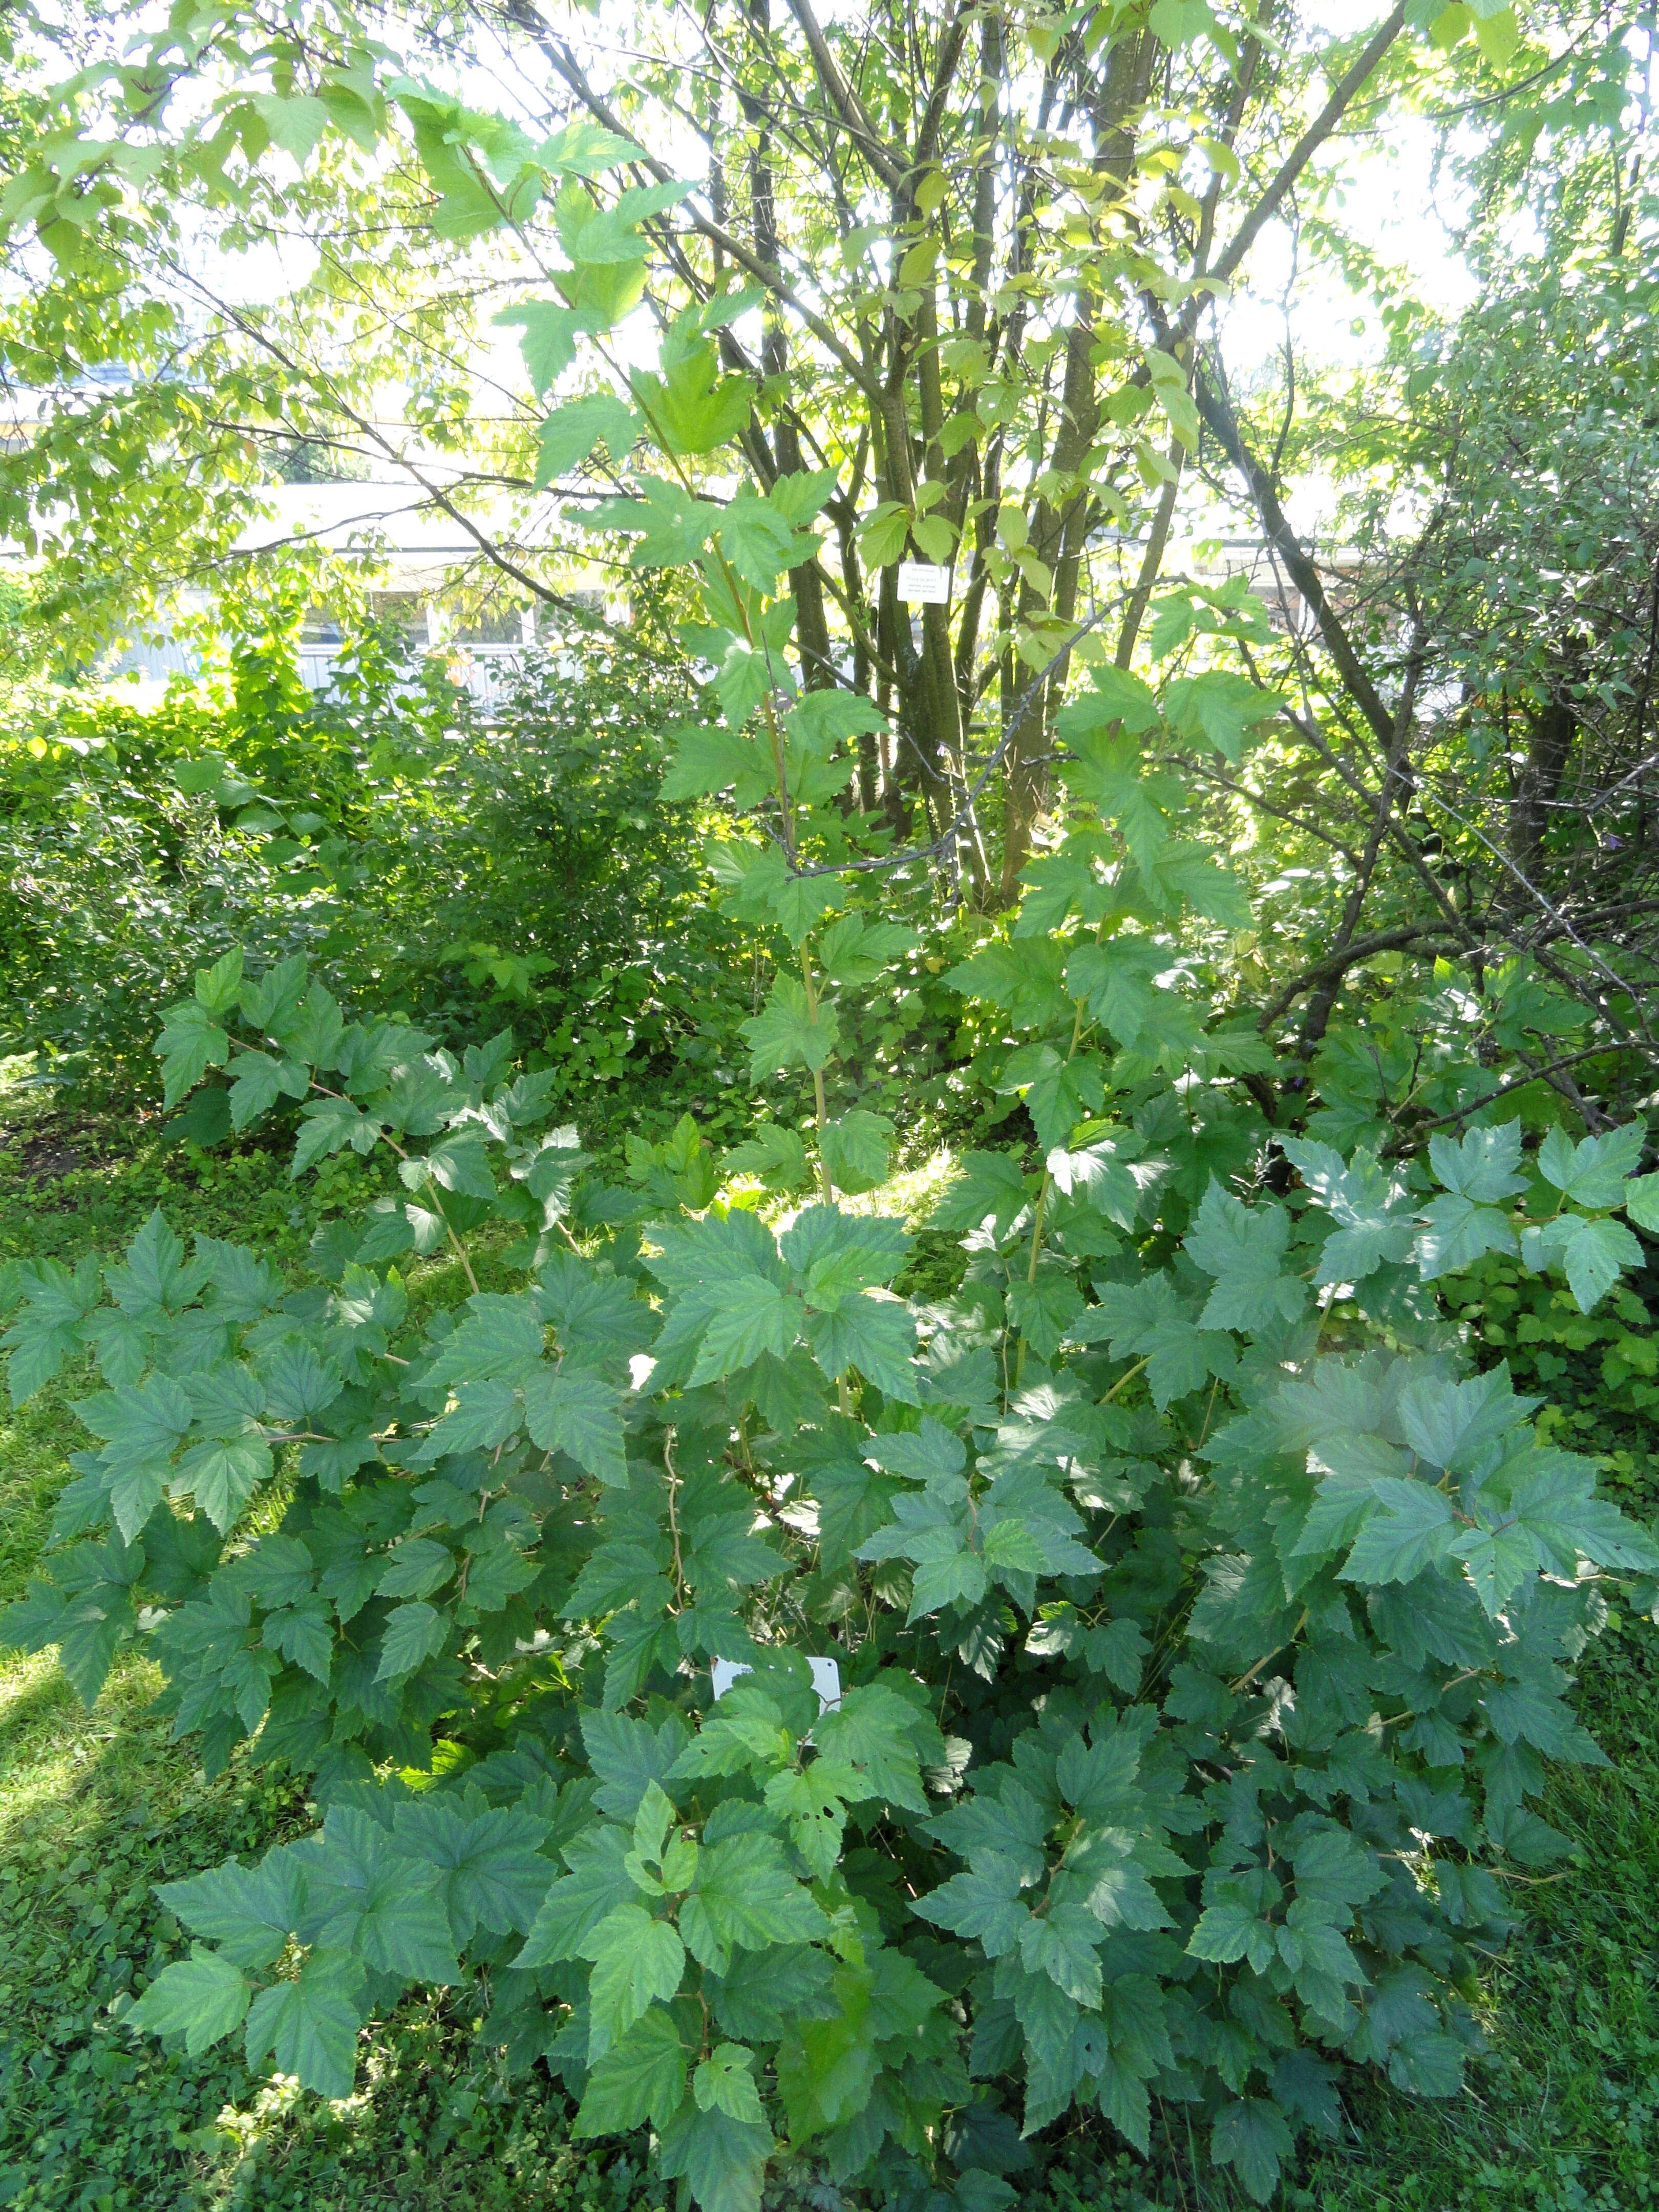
[0, 1402, 70, 1589]
[0, 1648, 179, 1849]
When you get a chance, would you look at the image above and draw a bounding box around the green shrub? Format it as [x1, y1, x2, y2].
[0, 623, 753, 1114]
[4, 933, 1659, 2211]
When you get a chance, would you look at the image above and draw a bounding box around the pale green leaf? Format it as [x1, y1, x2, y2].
[1184, 1182, 1305, 1332]
[818, 1110, 895, 1197]
[694, 2042, 765, 2124]
[1537, 1122, 1645, 1208]
[739, 977, 839, 1079]
[535, 392, 638, 485]
[1428, 1121, 1526, 1202]
[582, 1902, 687, 2059]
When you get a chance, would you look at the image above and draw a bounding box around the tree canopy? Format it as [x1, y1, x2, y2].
[0, 1, 1649, 905]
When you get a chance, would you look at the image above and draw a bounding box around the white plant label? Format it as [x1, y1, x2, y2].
[896, 561, 952, 604]
[711, 1654, 842, 1711]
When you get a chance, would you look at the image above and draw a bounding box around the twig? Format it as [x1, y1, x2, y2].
[1410, 775, 1656, 1050]
[1229, 1607, 1308, 1694]
[1376, 1042, 1652, 1154]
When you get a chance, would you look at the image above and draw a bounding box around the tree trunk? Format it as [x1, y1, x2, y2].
[997, 31, 1154, 902]
[1511, 692, 1577, 870]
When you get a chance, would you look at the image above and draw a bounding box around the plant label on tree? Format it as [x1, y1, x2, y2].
[895, 562, 951, 605]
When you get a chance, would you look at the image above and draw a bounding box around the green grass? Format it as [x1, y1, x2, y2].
[3, 1063, 1658, 2211]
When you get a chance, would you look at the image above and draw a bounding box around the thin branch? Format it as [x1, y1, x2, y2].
[1180, 758, 1365, 863]
[1256, 924, 1465, 1032]
[784, 0, 909, 188]
[163, 259, 671, 658]
[1411, 773, 1657, 1048]
[1378, 1044, 1657, 1154]
[1173, 1, 1410, 346]
[1194, 364, 1397, 748]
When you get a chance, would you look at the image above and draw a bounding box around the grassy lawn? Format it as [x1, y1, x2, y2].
[3, 1062, 1658, 2212]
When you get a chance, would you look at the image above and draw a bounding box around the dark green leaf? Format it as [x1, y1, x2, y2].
[575, 2006, 688, 2136]
[657, 2100, 772, 2212]
[126, 1944, 250, 2055]
[522, 1366, 628, 1484]
[1211, 2099, 1293, 2205]
[243, 1954, 365, 2101]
